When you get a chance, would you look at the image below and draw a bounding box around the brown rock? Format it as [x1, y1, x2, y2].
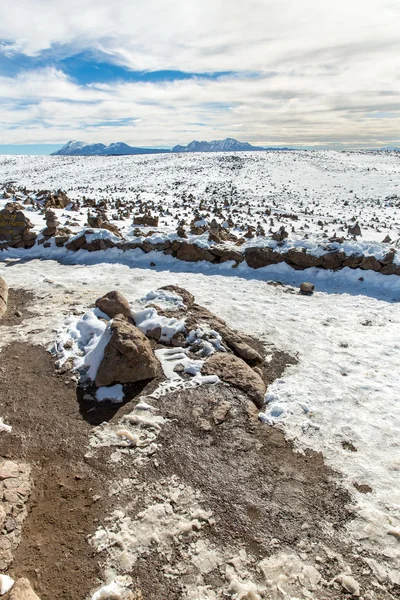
[284, 249, 323, 269]
[0, 208, 33, 244]
[95, 290, 132, 319]
[66, 234, 86, 251]
[380, 263, 398, 275]
[134, 215, 159, 227]
[299, 282, 314, 295]
[342, 254, 362, 268]
[245, 247, 284, 269]
[203, 353, 266, 408]
[10, 578, 41, 600]
[102, 222, 122, 237]
[186, 305, 263, 364]
[95, 315, 159, 387]
[322, 251, 345, 270]
[176, 242, 216, 263]
[360, 256, 381, 271]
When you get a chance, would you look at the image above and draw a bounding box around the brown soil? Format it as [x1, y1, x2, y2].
[0, 342, 111, 600]
[0, 337, 393, 599]
[0, 289, 36, 327]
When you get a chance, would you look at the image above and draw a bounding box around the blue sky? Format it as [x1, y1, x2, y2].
[0, 0, 399, 153]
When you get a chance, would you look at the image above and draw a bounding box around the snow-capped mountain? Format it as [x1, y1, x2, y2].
[52, 138, 290, 156]
[52, 141, 167, 156]
[172, 138, 266, 152]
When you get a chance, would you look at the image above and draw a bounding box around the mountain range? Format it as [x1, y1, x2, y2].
[52, 138, 291, 156]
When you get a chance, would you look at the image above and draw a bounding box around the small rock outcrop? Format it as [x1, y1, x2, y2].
[203, 353, 266, 408]
[0, 276, 8, 318]
[95, 291, 132, 319]
[96, 315, 159, 387]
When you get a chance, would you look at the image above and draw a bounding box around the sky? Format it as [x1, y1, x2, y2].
[0, 0, 399, 153]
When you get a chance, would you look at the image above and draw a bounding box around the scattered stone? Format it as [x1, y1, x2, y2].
[339, 574, 360, 596]
[95, 290, 132, 319]
[299, 282, 314, 295]
[96, 315, 159, 387]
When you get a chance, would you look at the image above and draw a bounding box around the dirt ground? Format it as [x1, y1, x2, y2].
[0, 290, 396, 599]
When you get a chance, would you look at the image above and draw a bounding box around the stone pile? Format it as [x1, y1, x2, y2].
[0, 206, 37, 249]
[42, 209, 60, 237]
[88, 286, 269, 407]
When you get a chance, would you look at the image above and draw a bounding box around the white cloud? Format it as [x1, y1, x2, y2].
[0, 1, 399, 146]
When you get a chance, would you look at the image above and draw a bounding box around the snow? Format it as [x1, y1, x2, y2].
[1, 150, 400, 584]
[0, 574, 14, 595]
[96, 384, 124, 403]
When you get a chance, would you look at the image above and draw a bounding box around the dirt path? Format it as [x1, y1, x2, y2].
[0, 342, 110, 600]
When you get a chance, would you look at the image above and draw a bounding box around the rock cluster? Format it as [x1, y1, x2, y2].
[0, 206, 37, 249]
[88, 288, 269, 409]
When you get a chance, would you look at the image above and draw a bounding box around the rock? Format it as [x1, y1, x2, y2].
[203, 353, 266, 408]
[160, 285, 195, 308]
[10, 578, 41, 600]
[340, 575, 360, 596]
[176, 242, 215, 263]
[0, 208, 34, 247]
[380, 263, 398, 275]
[342, 254, 362, 268]
[102, 222, 122, 237]
[245, 247, 284, 269]
[186, 305, 263, 363]
[322, 251, 345, 270]
[66, 234, 86, 251]
[95, 315, 159, 387]
[348, 223, 362, 237]
[360, 256, 381, 271]
[43, 189, 70, 209]
[134, 214, 159, 227]
[0, 461, 19, 480]
[209, 246, 244, 265]
[0, 277, 8, 319]
[95, 291, 132, 319]
[299, 282, 314, 295]
[213, 401, 232, 424]
[284, 249, 323, 269]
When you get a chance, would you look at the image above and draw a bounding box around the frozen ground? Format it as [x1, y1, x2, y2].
[1, 151, 400, 260]
[0, 256, 399, 587]
[0, 150, 399, 593]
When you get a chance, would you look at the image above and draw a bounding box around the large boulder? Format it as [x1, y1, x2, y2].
[245, 247, 284, 269]
[203, 353, 266, 408]
[284, 249, 323, 269]
[176, 242, 216, 263]
[360, 256, 381, 271]
[95, 315, 159, 387]
[10, 578, 41, 600]
[0, 277, 8, 319]
[322, 251, 345, 270]
[95, 291, 132, 319]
